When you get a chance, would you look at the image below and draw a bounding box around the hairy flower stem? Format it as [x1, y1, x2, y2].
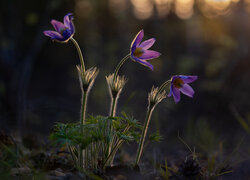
[71, 38, 88, 169]
[106, 54, 129, 164]
[71, 38, 86, 72]
[81, 91, 88, 125]
[103, 140, 123, 168]
[112, 54, 130, 85]
[108, 95, 118, 147]
[110, 96, 118, 117]
[158, 80, 171, 94]
[107, 98, 116, 164]
[81, 91, 88, 168]
[135, 104, 155, 165]
[135, 80, 170, 165]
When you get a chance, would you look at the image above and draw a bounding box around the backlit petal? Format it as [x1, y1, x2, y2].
[179, 75, 198, 84]
[64, 13, 74, 34]
[168, 84, 173, 97]
[139, 50, 161, 60]
[130, 30, 144, 52]
[172, 87, 181, 103]
[180, 84, 194, 97]
[43, 30, 65, 41]
[132, 56, 153, 70]
[139, 38, 155, 50]
[51, 20, 66, 33]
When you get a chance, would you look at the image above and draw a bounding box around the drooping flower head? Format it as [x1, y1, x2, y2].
[43, 13, 74, 43]
[130, 29, 161, 70]
[168, 75, 198, 103]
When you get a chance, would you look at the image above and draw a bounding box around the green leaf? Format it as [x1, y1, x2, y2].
[149, 132, 163, 142]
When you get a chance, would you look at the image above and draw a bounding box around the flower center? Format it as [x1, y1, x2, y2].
[133, 47, 144, 58]
[61, 28, 71, 39]
[173, 78, 184, 89]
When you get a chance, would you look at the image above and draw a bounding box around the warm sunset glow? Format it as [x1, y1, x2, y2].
[175, 0, 194, 19]
[231, 0, 240, 3]
[244, 0, 250, 13]
[154, 0, 173, 18]
[76, 0, 244, 20]
[75, 0, 92, 18]
[131, 0, 154, 19]
[109, 0, 128, 14]
[198, 0, 234, 18]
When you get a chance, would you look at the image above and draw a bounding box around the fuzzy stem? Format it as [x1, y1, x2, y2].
[110, 95, 118, 117]
[107, 95, 118, 162]
[105, 54, 130, 166]
[109, 125, 130, 164]
[134, 80, 171, 165]
[67, 144, 78, 168]
[135, 104, 155, 165]
[112, 54, 130, 85]
[81, 91, 88, 125]
[103, 140, 123, 168]
[71, 38, 86, 72]
[80, 90, 88, 169]
[158, 80, 171, 94]
[70, 37, 87, 169]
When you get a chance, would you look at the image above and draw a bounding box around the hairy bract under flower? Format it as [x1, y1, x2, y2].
[148, 86, 167, 106]
[77, 66, 99, 91]
[106, 74, 127, 97]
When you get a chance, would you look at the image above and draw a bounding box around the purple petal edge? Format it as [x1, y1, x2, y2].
[132, 56, 154, 70]
[43, 30, 64, 41]
[180, 75, 198, 83]
[50, 20, 66, 32]
[180, 84, 195, 98]
[139, 38, 156, 50]
[130, 29, 144, 52]
[64, 13, 74, 34]
[139, 50, 161, 60]
[172, 87, 181, 103]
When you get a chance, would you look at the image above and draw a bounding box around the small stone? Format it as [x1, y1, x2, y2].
[114, 174, 127, 180]
[54, 170, 66, 177]
[11, 167, 32, 176]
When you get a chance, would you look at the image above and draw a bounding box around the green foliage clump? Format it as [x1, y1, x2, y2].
[50, 113, 142, 171]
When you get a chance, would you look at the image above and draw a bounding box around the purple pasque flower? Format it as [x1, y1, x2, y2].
[168, 75, 198, 103]
[43, 13, 74, 43]
[130, 29, 161, 70]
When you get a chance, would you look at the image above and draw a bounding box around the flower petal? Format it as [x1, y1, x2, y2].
[51, 19, 66, 33]
[179, 75, 198, 84]
[139, 38, 155, 50]
[139, 50, 161, 60]
[132, 56, 154, 70]
[43, 30, 65, 41]
[180, 84, 194, 97]
[64, 13, 74, 34]
[130, 30, 144, 53]
[168, 84, 173, 97]
[172, 87, 181, 103]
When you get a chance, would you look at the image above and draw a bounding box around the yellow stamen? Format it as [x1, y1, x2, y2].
[133, 47, 144, 58]
[173, 78, 184, 89]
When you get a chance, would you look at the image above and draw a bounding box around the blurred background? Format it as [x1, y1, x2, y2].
[0, 0, 250, 164]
